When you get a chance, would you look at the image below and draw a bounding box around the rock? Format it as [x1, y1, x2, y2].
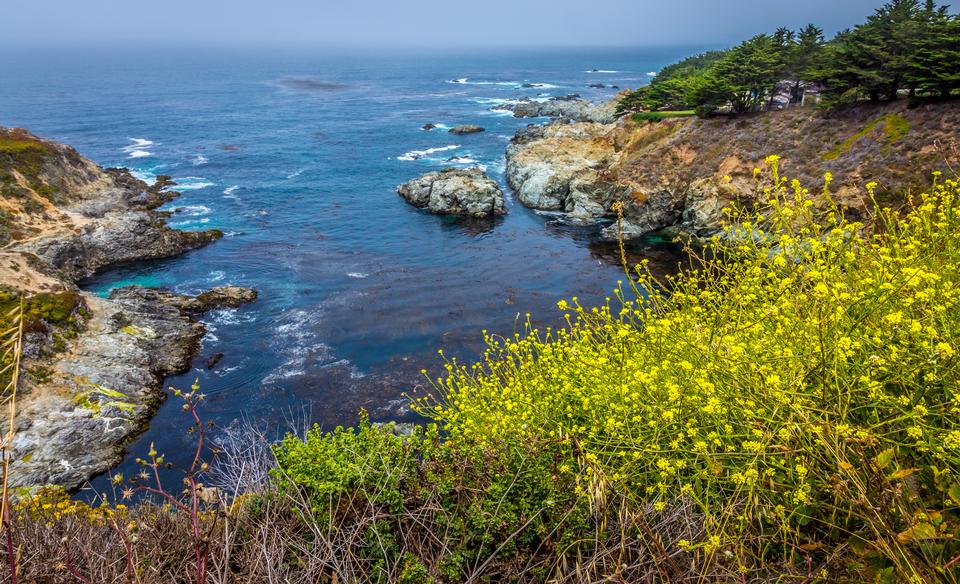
[398, 168, 506, 217]
[205, 352, 225, 369]
[6, 284, 255, 490]
[0, 126, 254, 490]
[589, 83, 606, 88]
[448, 125, 485, 135]
[506, 121, 617, 212]
[191, 286, 259, 312]
[491, 95, 617, 123]
[422, 123, 436, 131]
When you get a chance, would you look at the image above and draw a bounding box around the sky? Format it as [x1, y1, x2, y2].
[4, 0, 893, 48]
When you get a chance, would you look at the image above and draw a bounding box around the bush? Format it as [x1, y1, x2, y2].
[417, 161, 960, 581]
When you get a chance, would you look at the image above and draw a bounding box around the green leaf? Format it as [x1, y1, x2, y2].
[897, 522, 937, 543]
[948, 482, 960, 506]
[875, 447, 896, 470]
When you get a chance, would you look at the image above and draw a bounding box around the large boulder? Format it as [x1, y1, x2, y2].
[505, 122, 616, 213]
[398, 168, 506, 217]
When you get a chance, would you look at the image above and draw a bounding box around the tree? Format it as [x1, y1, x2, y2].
[788, 24, 826, 102]
[907, 3, 960, 97]
[710, 35, 783, 113]
[818, 0, 923, 101]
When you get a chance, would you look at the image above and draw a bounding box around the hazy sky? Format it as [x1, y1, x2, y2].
[5, 0, 890, 48]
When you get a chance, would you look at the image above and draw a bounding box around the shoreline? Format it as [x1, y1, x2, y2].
[1, 127, 256, 490]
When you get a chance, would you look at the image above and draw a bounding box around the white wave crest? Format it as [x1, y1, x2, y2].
[287, 168, 305, 179]
[177, 204, 211, 216]
[347, 272, 369, 279]
[172, 177, 215, 191]
[585, 70, 619, 73]
[122, 138, 154, 159]
[192, 154, 208, 166]
[397, 145, 460, 161]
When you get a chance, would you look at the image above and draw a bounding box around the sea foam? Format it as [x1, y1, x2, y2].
[397, 145, 460, 161]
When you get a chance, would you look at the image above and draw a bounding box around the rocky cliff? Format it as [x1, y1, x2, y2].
[505, 100, 960, 238]
[0, 127, 255, 490]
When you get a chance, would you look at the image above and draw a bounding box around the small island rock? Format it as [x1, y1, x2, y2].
[398, 168, 506, 217]
[448, 124, 486, 135]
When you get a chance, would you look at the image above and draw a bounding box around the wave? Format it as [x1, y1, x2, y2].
[448, 78, 556, 88]
[287, 168, 305, 179]
[176, 204, 211, 217]
[192, 154, 208, 166]
[447, 156, 478, 164]
[222, 185, 240, 200]
[585, 70, 620, 73]
[170, 217, 211, 227]
[647, 71, 658, 76]
[347, 272, 369, 279]
[397, 144, 460, 161]
[171, 176, 215, 191]
[261, 306, 358, 385]
[122, 138, 154, 159]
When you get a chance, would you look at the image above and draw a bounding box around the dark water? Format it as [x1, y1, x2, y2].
[0, 46, 693, 488]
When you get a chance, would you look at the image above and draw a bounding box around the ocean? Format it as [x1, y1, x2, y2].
[0, 45, 694, 489]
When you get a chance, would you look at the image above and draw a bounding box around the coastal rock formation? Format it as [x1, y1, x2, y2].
[7, 286, 256, 490]
[0, 127, 254, 489]
[398, 168, 506, 217]
[506, 122, 621, 219]
[448, 125, 485, 135]
[492, 95, 617, 123]
[504, 100, 960, 239]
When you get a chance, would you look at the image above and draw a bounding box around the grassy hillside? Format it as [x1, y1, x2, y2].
[611, 99, 960, 213]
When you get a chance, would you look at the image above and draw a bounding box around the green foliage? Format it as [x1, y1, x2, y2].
[0, 288, 87, 388]
[615, 51, 726, 115]
[273, 414, 589, 581]
[621, 0, 959, 117]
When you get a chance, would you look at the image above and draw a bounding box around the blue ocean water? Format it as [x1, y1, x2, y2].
[0, 46, 694, 487]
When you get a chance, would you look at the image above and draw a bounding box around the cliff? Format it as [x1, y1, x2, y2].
[0, 127, 255, 489]
[506, 99, 960, 238]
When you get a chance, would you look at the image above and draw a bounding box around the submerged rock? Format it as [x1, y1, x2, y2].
[398, 168, 506, 217]
[448, 124, 485, 135]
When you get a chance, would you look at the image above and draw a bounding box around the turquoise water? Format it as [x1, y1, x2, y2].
[0, 46, 695, 487]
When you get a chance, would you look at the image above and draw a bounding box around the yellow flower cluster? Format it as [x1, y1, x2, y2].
[417, 164, 960, 564]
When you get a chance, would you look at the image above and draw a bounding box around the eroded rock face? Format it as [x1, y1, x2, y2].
[7, 286, 256, 490]
[398, 168, 506, 217]
[506, 122, 619, 215]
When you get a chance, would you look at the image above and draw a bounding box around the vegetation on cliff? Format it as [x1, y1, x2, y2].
[4, 163, 959, 582]
[618, 0, 960, 117]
